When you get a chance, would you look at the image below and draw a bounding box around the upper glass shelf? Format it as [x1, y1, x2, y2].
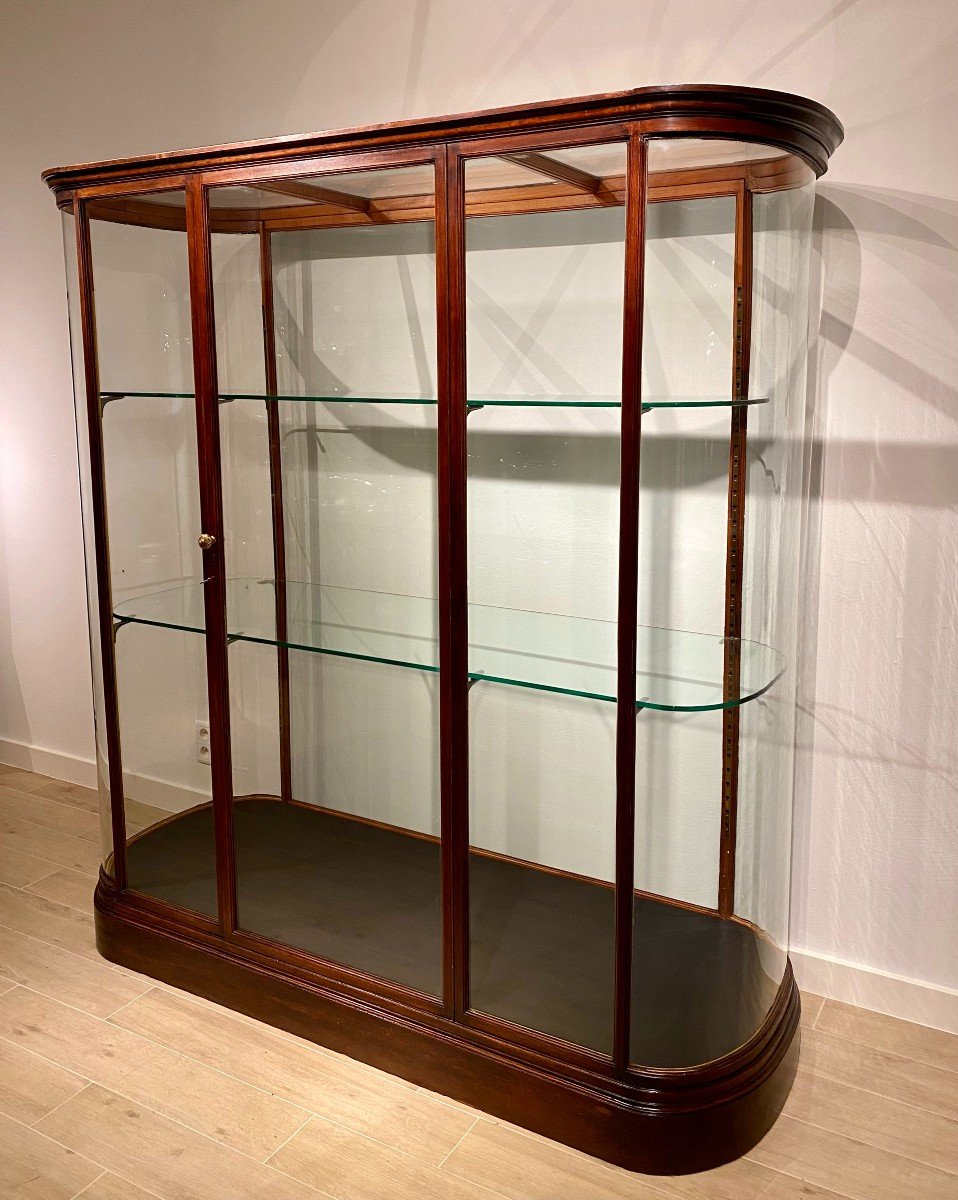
[99, 390, 768, 411]
[113, 578, 784, 713]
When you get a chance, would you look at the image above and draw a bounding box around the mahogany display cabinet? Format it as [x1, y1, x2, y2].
[46, 85, 842, 1174]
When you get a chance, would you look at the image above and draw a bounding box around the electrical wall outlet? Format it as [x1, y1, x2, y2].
[195, 719, 212, 766]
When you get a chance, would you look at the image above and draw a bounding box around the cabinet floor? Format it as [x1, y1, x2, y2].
[124, 796, 776, 1065]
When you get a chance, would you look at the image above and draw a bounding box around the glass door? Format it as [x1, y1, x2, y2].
[205, 155, 443, 998]
[68, 187, 219, 919]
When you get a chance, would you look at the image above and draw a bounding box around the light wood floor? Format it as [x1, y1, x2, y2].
[0, 764, 955, 1200]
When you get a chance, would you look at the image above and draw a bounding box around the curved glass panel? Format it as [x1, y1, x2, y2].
[61, 212, 114, 866]
[735, 178, 816, 995]
[630, 140, 815, 1068]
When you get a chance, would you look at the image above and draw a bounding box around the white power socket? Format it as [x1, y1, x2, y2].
[195, 719, 212, 766]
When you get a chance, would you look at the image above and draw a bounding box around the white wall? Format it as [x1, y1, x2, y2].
[1, 0, 956, 1029]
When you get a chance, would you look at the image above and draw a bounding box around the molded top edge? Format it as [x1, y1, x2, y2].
[43, 83, 842, 196]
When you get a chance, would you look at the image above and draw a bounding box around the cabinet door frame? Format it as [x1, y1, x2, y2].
[73, 177, 219, 941]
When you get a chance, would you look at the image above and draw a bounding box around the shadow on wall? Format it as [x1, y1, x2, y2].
[792, 183, 958, 982]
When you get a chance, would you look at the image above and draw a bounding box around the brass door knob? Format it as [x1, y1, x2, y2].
[197, 533, 216, 550]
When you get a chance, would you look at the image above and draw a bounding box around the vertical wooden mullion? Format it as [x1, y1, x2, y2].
[612, 132, 648, 1073]
[435, 143, 469, 1020]
[185, 177, 237, 935]
[718, 182, 753, 917]
[259, 224, 293, 804]
[74, 200, 128, 890]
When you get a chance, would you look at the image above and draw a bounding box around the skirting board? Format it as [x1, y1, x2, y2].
[1, 741, 955, 1036]
[0, 737, 97, 789]
[0, 740, 206, 813]
[121, 771, 210, 814]
[791, 948, 958, 1035]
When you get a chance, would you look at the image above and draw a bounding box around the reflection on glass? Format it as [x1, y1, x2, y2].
[88, 191, 217, 914]
[209, 164, 442, 995]
[465, 142, 626, 1052]
[735, 180, 816, 995]
[114, 624, 217, 915]
[631, 707, 782, 1069]
[630, 144, 815, 1068]
[634, 194, 734, 932]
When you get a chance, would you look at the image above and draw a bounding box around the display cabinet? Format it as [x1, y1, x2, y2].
[46, 85, 842, 1174]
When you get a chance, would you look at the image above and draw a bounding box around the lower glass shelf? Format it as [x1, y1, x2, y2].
[114, 578, 783, 712]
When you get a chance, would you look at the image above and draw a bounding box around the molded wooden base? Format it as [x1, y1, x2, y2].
[94, 874, 800, 1175]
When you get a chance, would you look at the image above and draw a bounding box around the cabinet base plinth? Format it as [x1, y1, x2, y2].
[94, 876, 799, 1176]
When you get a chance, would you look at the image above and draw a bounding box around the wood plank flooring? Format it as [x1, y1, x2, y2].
[0, 763, 955, 1200]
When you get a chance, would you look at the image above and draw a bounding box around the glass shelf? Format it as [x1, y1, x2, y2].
[113, 578, 784, 712]
[467, 397, 768, 411]
[99, 390, 768, 411]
